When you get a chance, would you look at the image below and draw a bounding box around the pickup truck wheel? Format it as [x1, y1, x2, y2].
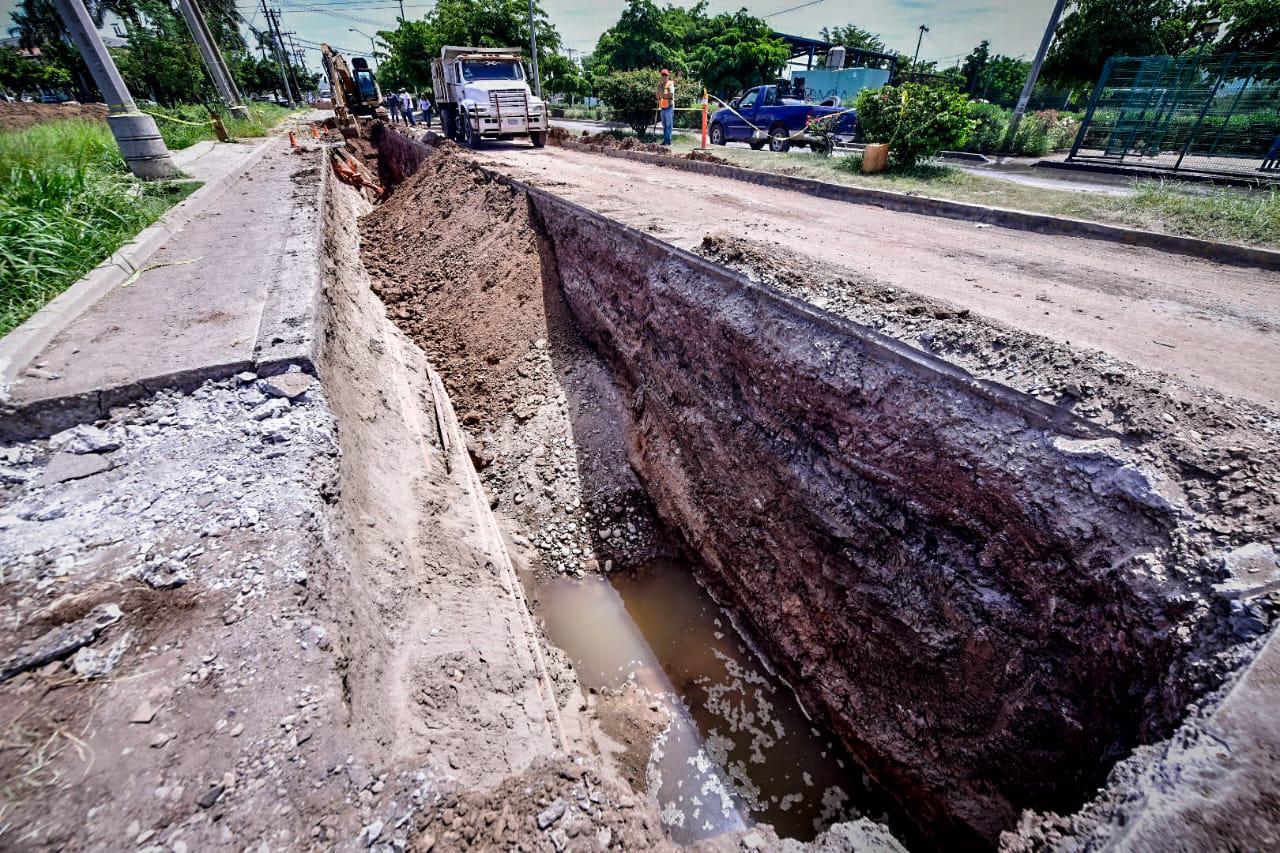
[530, 131, 547, 148]
[709, 122, 725, 146]
[768, 124, 791, 153]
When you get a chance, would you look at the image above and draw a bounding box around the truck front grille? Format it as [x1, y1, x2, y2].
[489, 89, 528, 115]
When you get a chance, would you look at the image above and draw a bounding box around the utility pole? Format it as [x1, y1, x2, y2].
[350, 29, 379, 69]
[1002, 0, 1068, 152]
[911, 24, 929, 69]
[51, 0, 176, 179]
[261, 3, 295, 105]
[526, 0, 541, 98]
[397, 0, 405, 20]
[174, 0, 247, 117]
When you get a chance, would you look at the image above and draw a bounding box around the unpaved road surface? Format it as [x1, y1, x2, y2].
[471, 144, 1280, 409]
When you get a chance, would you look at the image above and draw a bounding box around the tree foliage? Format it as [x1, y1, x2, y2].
[818, 24, 885, 53]
[592, 0, 787, 98]
[595, 68, 661, 134]
[854, 83, 974, 167]
[374, 0, 582, 97]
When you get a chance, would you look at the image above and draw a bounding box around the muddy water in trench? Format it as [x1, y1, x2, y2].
[536, 558, 898, 844]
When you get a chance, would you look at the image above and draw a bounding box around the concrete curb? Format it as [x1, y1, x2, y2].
[1035, 158, 1280, 190]
[0, 135, 280, 400]
[552, 140, 1280, 271]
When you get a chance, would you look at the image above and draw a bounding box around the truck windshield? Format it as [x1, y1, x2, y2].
[460, 60, 523, 82]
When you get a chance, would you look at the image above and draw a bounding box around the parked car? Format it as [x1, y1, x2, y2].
[709, 84, 858, 152]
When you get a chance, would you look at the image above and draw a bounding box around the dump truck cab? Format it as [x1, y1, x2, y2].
[431, 46, 548, 149]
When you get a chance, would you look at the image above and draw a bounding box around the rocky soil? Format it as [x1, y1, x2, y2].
[356, 142, 668, 581]
[0, 101, 108, 131]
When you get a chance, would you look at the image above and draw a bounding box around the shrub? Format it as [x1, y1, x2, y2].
[1008, 109, 1082, 156]
[596, 69, 662, 136]
[964, 102, 1008, 153]
[854, 83, 974, 167]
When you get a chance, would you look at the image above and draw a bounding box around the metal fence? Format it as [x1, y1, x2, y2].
[1068, 53, 1280, 178]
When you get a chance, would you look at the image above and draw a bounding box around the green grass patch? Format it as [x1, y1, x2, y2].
[0, 118, 196, 336]
[671, 140, 1280, 248]
[146, 102, 292, 149]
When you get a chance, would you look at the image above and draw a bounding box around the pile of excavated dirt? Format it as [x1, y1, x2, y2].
[0, 101, 108, 130]
[550, 126, 731, 164]
[357, 143, 667, 580]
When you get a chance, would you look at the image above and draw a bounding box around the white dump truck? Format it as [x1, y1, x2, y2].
[431, 46, 548, 149]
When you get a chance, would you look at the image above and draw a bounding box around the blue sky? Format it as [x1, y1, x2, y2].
[2, 0, 1059, 75]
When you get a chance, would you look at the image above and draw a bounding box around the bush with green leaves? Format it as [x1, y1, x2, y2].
[964, 101, 1008, 153]
[854, 83, 974, 167]
[596, 69, 663, 135]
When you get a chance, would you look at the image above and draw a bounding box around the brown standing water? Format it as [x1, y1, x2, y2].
[534, 558, 903, 844]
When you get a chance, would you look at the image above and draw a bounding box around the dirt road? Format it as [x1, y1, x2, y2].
[472, 143, 1280, 409]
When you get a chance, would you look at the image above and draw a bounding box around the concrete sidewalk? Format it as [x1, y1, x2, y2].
[0, 141, 322, 439]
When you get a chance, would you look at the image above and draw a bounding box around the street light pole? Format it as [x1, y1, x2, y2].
[911, 24, 929, 69]
[1001, 0, 1068, 152]
[174, 0, 247, 117]
[526, 0, 541, 98]
[51, 0, 177, 179]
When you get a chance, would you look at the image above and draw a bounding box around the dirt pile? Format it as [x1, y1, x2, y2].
[358, 135, 666, 580]
[0, 101, 108, 131]
[410, 756, 673, 852]
[550, 127, 731, 164]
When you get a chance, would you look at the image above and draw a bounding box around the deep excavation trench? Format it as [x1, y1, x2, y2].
[353, 127, 1277, 850]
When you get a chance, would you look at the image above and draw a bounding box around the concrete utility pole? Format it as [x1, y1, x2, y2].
[51, 0, 177, 179]
[1002, 0, 1068, 152]
[526, 0, 542, 98]
[261, 3, 295, 105]
[911, 25, 929, 69]
[174, 0, 248, 118]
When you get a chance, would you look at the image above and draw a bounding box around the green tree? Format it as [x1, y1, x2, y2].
[961, 40, 989, 93]
[1212, 0, 1280, 54]
[1042, 0, 1206, 87]
[592, 0, 786, 97]
[595, 68, 660, 134]
[375, 0, 577, 96]
[975, 54, 1031, 107]
[817, 24, 885, 53]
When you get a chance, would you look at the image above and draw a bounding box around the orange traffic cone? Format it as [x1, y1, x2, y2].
[310, 124, 320, 139]
[288, 130, 298, 148]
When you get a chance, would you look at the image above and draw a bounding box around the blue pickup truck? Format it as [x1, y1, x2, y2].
[708, 84, 858, 152]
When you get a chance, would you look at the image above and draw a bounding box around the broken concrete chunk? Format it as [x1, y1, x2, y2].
[250, 397, 291, 420]
[536, 799, 566, 829]
[73, 629, 133, 679]
[0, 603, 123, 682]
[39, 452, 113, 485]
[50, 424, 121, 455]
[258, 372, 315, 400]
[130, 700, 157, 724]
[359, 820, 383, 847]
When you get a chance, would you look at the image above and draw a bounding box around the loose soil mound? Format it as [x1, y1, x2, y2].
[0, 101, 108, 131]
[551, 126, 731, 164]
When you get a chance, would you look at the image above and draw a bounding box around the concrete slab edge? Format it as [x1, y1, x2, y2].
[0, 135, 281, 402]
[554, 140, 1280, 271]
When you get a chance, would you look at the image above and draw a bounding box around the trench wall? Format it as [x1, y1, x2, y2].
[369, 127, 1212, 847]
[527, 191, 1210, 847]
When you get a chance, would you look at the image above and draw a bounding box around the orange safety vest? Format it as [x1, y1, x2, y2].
[659, 79, 675, 109]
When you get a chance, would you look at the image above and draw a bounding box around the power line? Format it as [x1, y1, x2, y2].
[764, 0, 824, 17]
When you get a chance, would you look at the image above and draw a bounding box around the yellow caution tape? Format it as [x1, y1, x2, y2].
[140, 110, 214, 127]
[121, 257, 203, 288]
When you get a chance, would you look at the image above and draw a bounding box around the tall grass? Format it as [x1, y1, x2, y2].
[147, 102, 292, 149]
[0, 119, 193, 335]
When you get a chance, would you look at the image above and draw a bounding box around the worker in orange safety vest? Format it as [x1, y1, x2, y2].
[656, 69, 676, 146]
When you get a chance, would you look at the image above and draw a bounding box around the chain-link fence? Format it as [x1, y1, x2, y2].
[1068, 53, 1280, 178]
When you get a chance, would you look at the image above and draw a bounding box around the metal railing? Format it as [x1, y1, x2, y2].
[1068, 53, 1280, 178]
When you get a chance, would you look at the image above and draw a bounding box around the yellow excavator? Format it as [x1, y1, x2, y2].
[321, 43, 385, 124]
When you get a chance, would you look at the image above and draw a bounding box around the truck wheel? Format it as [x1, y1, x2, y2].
[461, 111, 482, 149]
[530, 131, 547, 148]
[768, 124, 791, 153]
[709, 122, 725, 146]
[440, 106, 456, 140]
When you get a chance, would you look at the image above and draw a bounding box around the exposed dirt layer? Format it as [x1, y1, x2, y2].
[0, 101, 108, 131]
[357, 139, 668, 580]
[468, 143, 1280, 409]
